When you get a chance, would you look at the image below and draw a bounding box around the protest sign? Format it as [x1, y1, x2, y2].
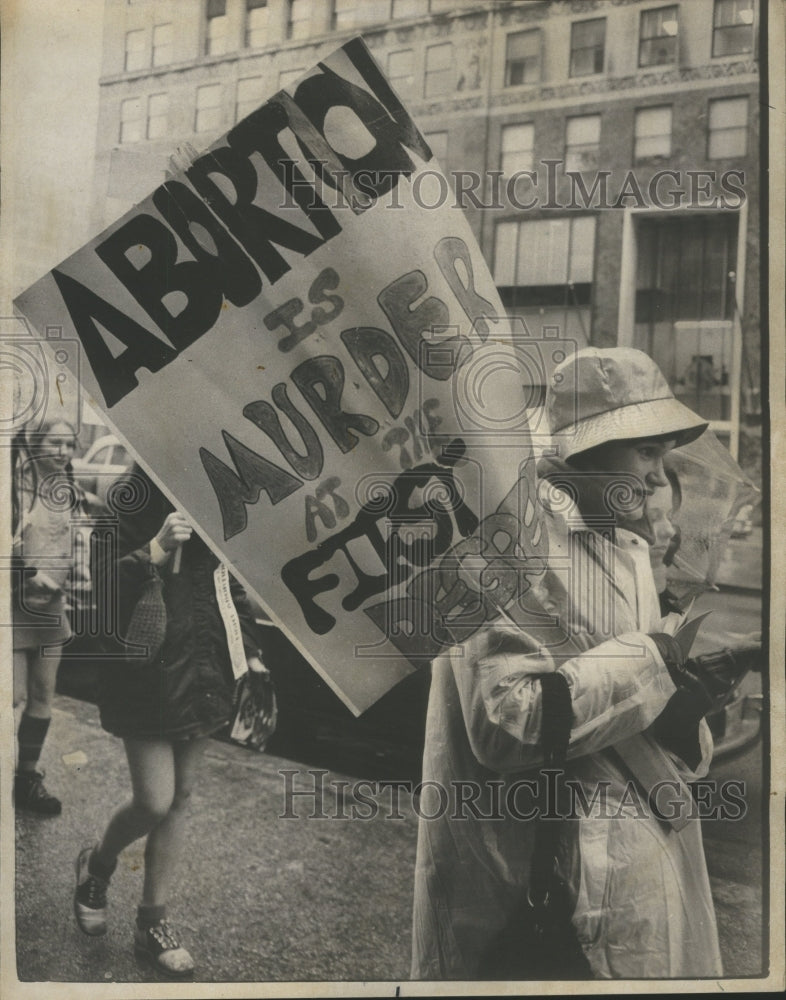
[14, 38, 553, 715]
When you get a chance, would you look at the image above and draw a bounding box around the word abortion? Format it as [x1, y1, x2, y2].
[48, 37, 445, 411]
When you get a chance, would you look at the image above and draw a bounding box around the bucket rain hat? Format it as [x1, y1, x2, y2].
[548, 347, 708, 460]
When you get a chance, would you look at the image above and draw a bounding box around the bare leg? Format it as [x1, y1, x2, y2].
[141, 737, 207, 906]
[13, 650, 29, 712]
[94, 738, 176, 869]
[24, 646, 61, 719]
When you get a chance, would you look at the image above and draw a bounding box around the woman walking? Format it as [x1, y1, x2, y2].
[411, 347, 756, 979]
[12, 419, 84, 815]
[73, 465, 265, 978]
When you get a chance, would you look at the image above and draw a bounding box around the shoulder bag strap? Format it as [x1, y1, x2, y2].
[528, 672, 573, 907]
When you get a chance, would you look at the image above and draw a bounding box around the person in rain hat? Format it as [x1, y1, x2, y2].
[411, 347, 744, 980]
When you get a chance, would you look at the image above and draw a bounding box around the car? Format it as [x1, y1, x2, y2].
[707, 677, 762, 759]
[71, 434, 131, 502]
[730, 503, 754, 539]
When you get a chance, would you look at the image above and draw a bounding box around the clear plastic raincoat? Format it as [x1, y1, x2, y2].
[411, 462, 723, 980]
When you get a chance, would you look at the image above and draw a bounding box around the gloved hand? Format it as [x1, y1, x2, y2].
[689, 645, 762, 700]
[648, 632, 713, 771]
[649, 678, 714, 770]
[649, 632, 690, 683]
[648, 632, 762, 769]
[649, 631, 747, 703]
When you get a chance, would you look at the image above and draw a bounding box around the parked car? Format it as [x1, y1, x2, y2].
[71, 434, 131, 502]
[730, 503, 754, 539]
[707, 676, 763, 758]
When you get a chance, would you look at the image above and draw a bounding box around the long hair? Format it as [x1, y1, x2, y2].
[661, 463, 682, 566]
[12, 419, 78, 535]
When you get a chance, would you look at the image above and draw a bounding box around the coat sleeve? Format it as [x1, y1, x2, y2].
[448, 629, 677, 773]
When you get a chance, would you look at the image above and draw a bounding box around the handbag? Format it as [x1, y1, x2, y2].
[479, 672, 592, 981]
[124, 565, 167, 665]
[213, 563, 278, 752]
[229, 666, 278, 752]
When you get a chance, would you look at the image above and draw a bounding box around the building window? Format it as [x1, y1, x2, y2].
[494, 217, 596, 287]
[424, 43, 453, 97]
[493, 216, 596, 344]
[500, 123, 534, 176]
[152, 23, 173, 67]
[146, 93, 168, 139]
[119, 97, 144, 143]
[245, 0, 268, 48]
[332, 0, 360, 29]
[236, 76, 266, 122]
[639, 6, 679, 67]
[635, 214, 739, 428]
[634, 106, 672, 161]
[424, 130, 448, 164]
[287, 0, 311, 40]
[570, 18, 605, 77]
[195, 83, 223, 133]
[387, 49, 414, 95]
[124, 29, 146, 72]
[708, 96, 748, 157]
[505, 29, 541, 86]
[392, 0, 419, 16]
[206, 0, 228, 56]
[565, 114, 601, 172]
[279, 68, 304, 90]
[118, 94, 169, 145]
[712, 0, 754, 57]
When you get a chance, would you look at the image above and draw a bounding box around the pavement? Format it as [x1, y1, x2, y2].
[13, 696, 417, 986]
[10, 682, 767, 988]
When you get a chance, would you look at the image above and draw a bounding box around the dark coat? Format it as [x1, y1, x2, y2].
[96, 467, 261, 740]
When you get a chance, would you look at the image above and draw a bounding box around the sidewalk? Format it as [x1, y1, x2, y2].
[13, 695, 417, 985]
[11, 692, 765, 985]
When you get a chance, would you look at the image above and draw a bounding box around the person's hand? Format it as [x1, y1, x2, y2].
[154, 512, 193, 553]
[650, 680, 713, 771]
[689, 641, 763, 697]
[247, 654, 268, 675]
[648, 631, 687, 681]
[23, 571, 62, 609]
[26, 571, 62, 596]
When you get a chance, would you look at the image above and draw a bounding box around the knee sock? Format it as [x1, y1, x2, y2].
[17, 713, 50, 773]
[137, 903, 167, 929]
[89, 850, 117, 882]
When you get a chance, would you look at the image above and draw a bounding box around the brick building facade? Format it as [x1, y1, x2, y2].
[92, 0, 762, 471]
